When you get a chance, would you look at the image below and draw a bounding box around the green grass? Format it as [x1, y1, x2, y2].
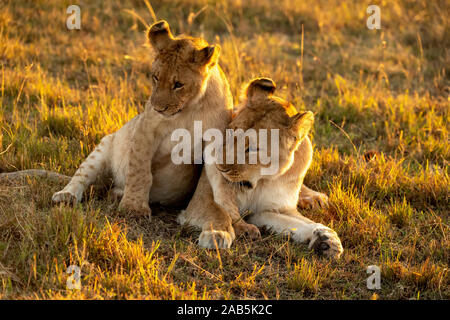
[0, 0, 448, 299]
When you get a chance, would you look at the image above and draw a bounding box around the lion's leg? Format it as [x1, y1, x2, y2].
[109, 187, 124, 202]
[205, 163, 240, 219]
[204, 163, 261, 239]
[298, 184, 329, 209]
[178, 169, 238, 249]
[248, 208, 343, 259]
[52, 134, 113, 204]
[119, 117, 157, 217]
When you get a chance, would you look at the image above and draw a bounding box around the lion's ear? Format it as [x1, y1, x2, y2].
[148, 20, 174, 50]
[193, 45, 220, 66]
[289, 111, 314, 141]
[245, 78, 276, 101]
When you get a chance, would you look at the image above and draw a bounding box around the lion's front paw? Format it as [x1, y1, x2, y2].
[52, 189, 81, 205]
[309, 226, 343, 259]
[109, 187, 124, 202]
[298, 192, 329, 209]
[198, 230, 234, 249]
[234, 221, 261, 240]
[118, 198, 151, 218]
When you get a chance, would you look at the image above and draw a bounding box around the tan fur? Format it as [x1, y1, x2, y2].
[53, 21, 237, 247]
[117, 21, 232, 216]
[205, 78, 343, 258]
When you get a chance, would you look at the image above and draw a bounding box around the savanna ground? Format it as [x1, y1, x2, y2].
[0, 0, 448, 300]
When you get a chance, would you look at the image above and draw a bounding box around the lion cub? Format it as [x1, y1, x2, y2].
[208, 78, 343, 258]
[52, 21, 233, 218]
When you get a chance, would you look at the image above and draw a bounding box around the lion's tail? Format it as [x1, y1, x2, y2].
[0, 169, 70, 183]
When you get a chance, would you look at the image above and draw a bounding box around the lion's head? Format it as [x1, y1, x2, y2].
[216, 78, 314, 189]
[147, 20, 220, 117]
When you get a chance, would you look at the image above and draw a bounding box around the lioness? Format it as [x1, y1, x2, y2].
[191, 78, 344, 258]
[52, 21, 233, 222]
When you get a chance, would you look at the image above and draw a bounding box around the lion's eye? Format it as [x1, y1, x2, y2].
[173, 81, 184, 90]
[152, 75, 158, 82]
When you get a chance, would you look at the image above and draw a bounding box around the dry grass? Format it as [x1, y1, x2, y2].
[0, 0, 448, 299]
